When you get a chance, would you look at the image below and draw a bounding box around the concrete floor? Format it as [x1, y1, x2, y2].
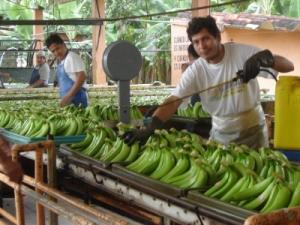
[0, 196, 142, 225]
[0, 197, 73, 225]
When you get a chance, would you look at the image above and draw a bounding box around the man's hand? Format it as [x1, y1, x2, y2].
[122, 128, 154, 146]
[122, 116, 164, 146]
[60, 95, 72, 107]
[241, 49, 274, 83]
[1, 161, 23, 184]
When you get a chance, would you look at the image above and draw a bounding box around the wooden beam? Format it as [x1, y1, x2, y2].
[53, 0, 74, 3]
[33, 7, 44, 65]
[0, 19, 103, 26]
[92, 0, 107, 85]
[192, 0, 210, 17]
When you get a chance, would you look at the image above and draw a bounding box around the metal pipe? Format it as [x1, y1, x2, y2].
[21, 186, 97, 225]
[14, 189, 25, 225]
[0, 19, 103, 26]
[35, 149, 45, 225]
[0, 173, 23, 225]
[47, 144, 58, 225]
[0, 207, 17, 224]
[23, 175, 130, 225]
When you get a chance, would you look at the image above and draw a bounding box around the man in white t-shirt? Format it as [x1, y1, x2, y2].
[123, 16, 294, 148]
[45, 33, 88, 107]
[28, 51, 50, 88]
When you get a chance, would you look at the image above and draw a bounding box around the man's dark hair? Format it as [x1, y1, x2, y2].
[45, 33, 64, 48]
[187, 16, 220, 41]
[188, 44, 199, 59]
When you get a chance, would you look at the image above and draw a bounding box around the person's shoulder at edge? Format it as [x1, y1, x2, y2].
[224, 42, 260, 52]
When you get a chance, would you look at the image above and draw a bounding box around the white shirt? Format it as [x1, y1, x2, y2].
[61, 51, 88, 89]
[172, 43, 277, 133]
[36, 63, 50, 85]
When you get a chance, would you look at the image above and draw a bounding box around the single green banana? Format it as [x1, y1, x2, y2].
[259, 161, 270, 178]
[192, 102, 201, 119]
[134, 148, 162, 175]
[124, 142, 140, 163]
[32, 122, 50, 138]
[150, 149, 176, 180]
[289, 182, 300, 207]
[249, 150, 263, 173]
[210, 168, 239, 199]
[71, 132, 94, 151]
[75, 117, 84, 135]
[261, 182, 291, 213]
[100, 137, 124, 162]
[63, 118, 78, 136]
[160, 154, 190, 183]
[221, 175, 249, 202]
[204, 169, 230, 197]
[189, 165, 208, 189]
[127, 147, 152, 171]
[82, 132, 104, 156]
[243, 180, 276, 210]
[111, 142, 131, 163]
[233, 176, 274, 201]
[167, 159, 200, 188]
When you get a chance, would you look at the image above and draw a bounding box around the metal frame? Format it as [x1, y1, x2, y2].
[0, 140, 131, 225]
[0, 19, 103, 26]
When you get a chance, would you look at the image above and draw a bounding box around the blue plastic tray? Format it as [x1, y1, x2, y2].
[0, 129, 85, 145]
[279, 150, 300, 162]
[53, 135, 85, 145]
[0, 129, 46, 144]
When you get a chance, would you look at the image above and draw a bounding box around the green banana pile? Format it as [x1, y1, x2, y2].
[69, 124, 300, 213]
[0, 101, 144, 138]
[177, 102, 210, 119]
[124, 130, 300, 213]
[70, 125, 141, 164]
[85, 104, 143, 121]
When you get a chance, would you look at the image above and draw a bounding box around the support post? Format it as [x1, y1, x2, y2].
[92, 0, 107, 85]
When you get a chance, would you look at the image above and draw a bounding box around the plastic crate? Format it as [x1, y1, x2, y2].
[279, 150, 300, 162]
[0, 129, 46, 144]
[0, 129, 85, 145]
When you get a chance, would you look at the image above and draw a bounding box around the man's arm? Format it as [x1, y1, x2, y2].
[273, 55, 294, 73]
[153, 95, 182, 122]
[27, 79, 45, 88]
[0, 72, 10, 78]
[60, 71, 86, 107]
[0, 135, 23, 183]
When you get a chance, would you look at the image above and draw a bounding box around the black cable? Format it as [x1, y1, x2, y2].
[4, 0, 36, 10]
[1, 0, 250, 25]
[260, 68, 277, 82]
[102, 0, 249, 22]
[95, 0, 101, 51]
[145, 68, 276, 116]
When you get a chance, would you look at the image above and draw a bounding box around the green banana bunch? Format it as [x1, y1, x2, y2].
[289, 182, 300, 207]
[242, 179, 277, 210]
[111, 141, 131, 163]
[82, 130, 107, 157]
[149, 148, 176, 180]
[160, 153, 190, 183]
[166, 158, 208, 189]
[261, 181, 291, 213]
[123, 142, 140, 164]
[204, 167, 239, 199]
[233, 176, 274, 202]
[127, 146, 162, 175]
[71, 132, 94, 151]
[177, 102, 210, 119]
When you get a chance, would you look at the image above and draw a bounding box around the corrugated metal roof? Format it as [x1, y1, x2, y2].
[177, 12, 300, 31]
[213, 12, 300, 31]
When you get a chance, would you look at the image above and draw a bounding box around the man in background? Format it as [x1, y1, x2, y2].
[45, 33, 88, 107]
[27, 51, 50, 88]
